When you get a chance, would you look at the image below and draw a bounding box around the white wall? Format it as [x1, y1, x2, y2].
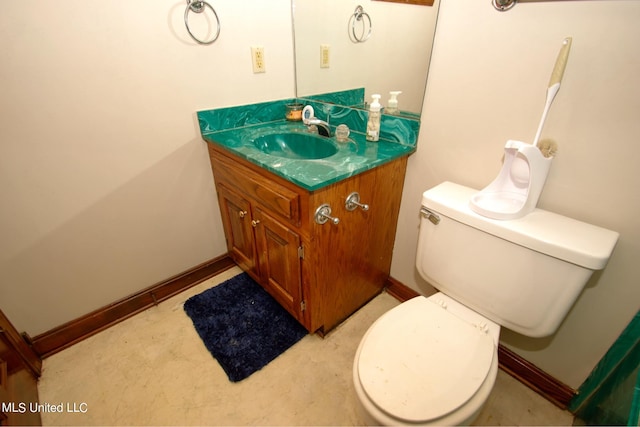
[390, 0, 640, 388]
[0, 0, 294, 335]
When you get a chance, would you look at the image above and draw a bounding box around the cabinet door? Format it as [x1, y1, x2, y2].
[217, 185, 258, 274]
[253, 207, 304, 323]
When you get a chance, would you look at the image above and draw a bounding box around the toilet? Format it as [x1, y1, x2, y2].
[353, 181, 619, 426]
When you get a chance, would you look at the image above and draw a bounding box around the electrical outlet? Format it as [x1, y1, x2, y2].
[251, 46, 266, 73]
[320, 44, 330, 68]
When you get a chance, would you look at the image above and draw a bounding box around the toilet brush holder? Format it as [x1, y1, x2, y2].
[469, 140, 553, 220]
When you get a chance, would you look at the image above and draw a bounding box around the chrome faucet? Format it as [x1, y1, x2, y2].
[302, 105, 331, 137]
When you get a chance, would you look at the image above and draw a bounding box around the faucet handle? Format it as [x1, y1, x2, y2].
[336, 124, 350, 142]
[302, 105, 315, 124]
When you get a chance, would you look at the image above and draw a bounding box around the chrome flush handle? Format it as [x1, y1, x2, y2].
[420, 207, 440, 225]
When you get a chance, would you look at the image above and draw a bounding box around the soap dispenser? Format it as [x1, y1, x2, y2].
[386, 91, 402, 114]
[366, 94, 382, 142]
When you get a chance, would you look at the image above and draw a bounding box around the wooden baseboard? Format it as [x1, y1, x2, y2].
[385, 275, 421, 301]
[497, 344, 575, 408]
[384, 276, 576, 409]
[32, 254, 236, 358]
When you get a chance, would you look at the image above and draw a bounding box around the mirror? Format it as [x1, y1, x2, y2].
[292, 0, 440, 116]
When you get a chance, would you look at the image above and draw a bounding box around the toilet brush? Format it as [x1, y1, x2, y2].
[532, 37, 572, 156]
[537, 138, 558, 158]
[469, 37, 572, 220]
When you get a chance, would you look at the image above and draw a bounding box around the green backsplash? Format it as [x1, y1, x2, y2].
[197, 98, 295, 134]
[197, 89, 420, 147]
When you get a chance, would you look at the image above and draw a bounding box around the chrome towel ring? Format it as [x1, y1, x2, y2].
[492, 0, 516, 11]
[349, 5, 372, 43]
[493, 0, 578, 12]
[184, 0, 220, 45]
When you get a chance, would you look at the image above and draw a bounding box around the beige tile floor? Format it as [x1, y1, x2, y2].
[38, 266, 574, 426]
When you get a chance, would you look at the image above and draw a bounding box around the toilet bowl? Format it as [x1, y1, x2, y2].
[353, 293, 500, 426]
[352, 181, 619, 426]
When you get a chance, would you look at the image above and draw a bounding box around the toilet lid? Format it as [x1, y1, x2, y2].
[357, 297, 495, 423]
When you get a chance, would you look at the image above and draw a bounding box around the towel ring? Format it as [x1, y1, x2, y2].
[349, 6, 372, 43]
[492, 0, 516, 11]
[184, 0, 220, 45]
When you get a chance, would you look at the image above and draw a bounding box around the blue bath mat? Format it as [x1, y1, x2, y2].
[183, 272, 308, 382]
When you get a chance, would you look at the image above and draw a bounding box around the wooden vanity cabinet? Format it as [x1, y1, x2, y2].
[208, 143, 408, 334]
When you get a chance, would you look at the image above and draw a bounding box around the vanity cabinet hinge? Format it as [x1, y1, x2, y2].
[300, 300, 306, 312]
[298, 245, 305, 259]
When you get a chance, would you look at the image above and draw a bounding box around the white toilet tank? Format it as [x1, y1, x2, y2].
[417, 182, 619, 337]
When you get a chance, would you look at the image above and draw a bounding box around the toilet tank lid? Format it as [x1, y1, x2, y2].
[422, 182, 619, 270]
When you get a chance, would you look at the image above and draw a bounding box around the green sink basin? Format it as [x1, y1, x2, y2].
[253, 132, 337, 160]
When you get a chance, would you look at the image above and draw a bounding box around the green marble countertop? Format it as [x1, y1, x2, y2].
[202, 121, 415, 191]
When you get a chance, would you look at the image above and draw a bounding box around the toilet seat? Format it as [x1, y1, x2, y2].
[356, 296, 496, 424]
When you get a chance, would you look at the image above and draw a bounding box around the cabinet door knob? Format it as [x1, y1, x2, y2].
[251, 219, 261, 227]
[239, 210, 248, 218]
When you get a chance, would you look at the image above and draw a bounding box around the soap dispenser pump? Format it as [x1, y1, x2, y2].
[386, 91, 402, 114]
[366, 94, 382, 142]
